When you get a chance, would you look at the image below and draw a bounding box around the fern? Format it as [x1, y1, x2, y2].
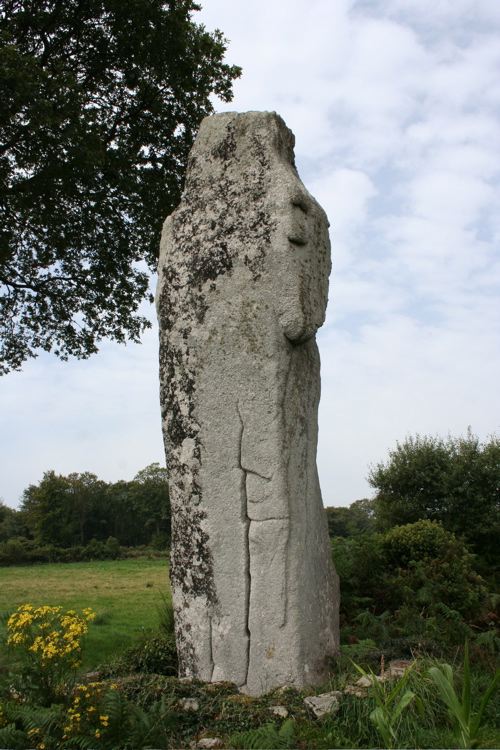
[99, 687, 131, 747]
[18, 702, 65, 735]
[126, 698, 177, 749]
[230, 719, 296, 749]
[0, 723, 29, 750]
[63, 732, 100, 749]
[475, 630, 500, 655]
[0, 702, 65, 749]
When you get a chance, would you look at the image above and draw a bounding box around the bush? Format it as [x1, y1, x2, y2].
[382, 521, 488, 620]
[332, 521, 488, 651]
[0, 538, 126, 565]
[369, 432, 500, 568]
[6, 604, 95, 703]
[0, 537, 32, 565]
[332, 533, 386, 621]
[107, 633, 178, 678]
[383, 519, 456, 566]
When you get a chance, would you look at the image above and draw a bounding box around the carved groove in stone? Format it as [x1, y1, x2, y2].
[237, 402, 252, 687]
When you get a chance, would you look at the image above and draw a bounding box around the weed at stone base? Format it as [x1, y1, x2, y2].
[353, 662, 419, 748]
[230, 718, 296, 749]
[156, 590, 175, 639]
[429, 641, 500, 749]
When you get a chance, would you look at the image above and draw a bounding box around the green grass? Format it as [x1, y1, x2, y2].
[1, 560, 498, 749]
[0, 558, 171, 668]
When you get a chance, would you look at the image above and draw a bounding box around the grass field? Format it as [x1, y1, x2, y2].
[0, 560, 498, 748]
[0, 558, 170, 668]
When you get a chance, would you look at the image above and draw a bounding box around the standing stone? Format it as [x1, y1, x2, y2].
[156, 111, 339, 695]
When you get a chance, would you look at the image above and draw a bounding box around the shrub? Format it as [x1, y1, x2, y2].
[383, 519, 456, 565]
[108, 633, 178, 677]
[382, 521, 488, 620]
[105, 536, 121, 557]
[0, 539, 128, 565]
[331, 533, 386, 623]
[0, 536, 33, 565]
[332, 521, 488, 651]
[6, 604, 95, 703]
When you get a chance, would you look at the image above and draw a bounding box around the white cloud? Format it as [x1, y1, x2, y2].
[1, 0, 499, 509]
[310, 169, 377, 235]
[382, 0, 500, 32]
[0, 327, 165, 506]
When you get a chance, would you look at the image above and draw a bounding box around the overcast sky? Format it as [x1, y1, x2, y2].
[1, 0, 499, 509]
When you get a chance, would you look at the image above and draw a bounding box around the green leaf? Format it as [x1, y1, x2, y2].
[370, 706, 395, 749]
[470, 669, 500, 739]
[462, 640, 471, 724]
[392, 690, 415, 723]
[278, 719, 295, 740]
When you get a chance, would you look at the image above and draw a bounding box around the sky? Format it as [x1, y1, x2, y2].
[1, 0, 500, 509]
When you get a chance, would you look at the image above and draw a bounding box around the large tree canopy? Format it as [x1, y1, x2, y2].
[0, 0, 240, 374]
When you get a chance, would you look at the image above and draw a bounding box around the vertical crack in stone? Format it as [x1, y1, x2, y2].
[208, 615, 215, 681]
[279, 348, 294, 629]
[236, 401, 251, 687]
[280, 523, 290, 630]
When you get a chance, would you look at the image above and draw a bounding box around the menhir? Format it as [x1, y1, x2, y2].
[156, 111, 339, 696]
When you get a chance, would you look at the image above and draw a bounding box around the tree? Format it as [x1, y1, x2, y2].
[133, 462, 170, 545]
[18, 464, 170, 548]
[104, 465, 170, 547]
[325, 498, 376, 538]
[0, 0, 241, 373]
[20, 470, 106, 545]
[0, 500, 26, 541]
[369, 432, 500, 564]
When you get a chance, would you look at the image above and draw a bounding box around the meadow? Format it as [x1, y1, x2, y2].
[0, 558, 170, 668]
[0, 557, 498, 749]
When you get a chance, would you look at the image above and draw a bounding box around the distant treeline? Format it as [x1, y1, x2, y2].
[0, 463, 170, 564]
[1, 431, 498, 576]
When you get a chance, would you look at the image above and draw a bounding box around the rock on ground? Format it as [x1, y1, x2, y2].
[196, 739, 224, 749]
[269, 705, 289, 718]
[304, 690, 343, 718]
